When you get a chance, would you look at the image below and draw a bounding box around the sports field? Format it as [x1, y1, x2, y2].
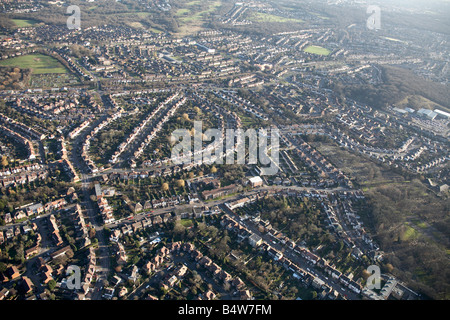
[303, 45, 331, 56]
[0, 54, 68, 74]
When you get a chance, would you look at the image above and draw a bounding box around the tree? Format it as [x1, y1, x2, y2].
[161, 182, 169, 192]
[1, 156, 8, 168]
[173, 221, 186, 238]
[175, 179, 185, 188]
[48, 279, 57, 291]
[384, 263, 394, 273]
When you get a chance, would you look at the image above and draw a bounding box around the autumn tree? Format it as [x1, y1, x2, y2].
[175, 179, 185, 188]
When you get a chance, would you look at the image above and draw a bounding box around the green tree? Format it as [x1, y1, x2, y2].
[48, 279, 57, 291]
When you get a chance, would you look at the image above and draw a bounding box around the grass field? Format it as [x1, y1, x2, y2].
[178, 0, 221, 22]
[303, 45, 331, 56]
[400, 225, 419, 241]
[179, 219, 194, 228]
[0, 54, 68, 74]
[250, 12, 304, 23]
[11, 19, 38, 27]
[395, 94, 449, 113]
[176, 8, 191, 16]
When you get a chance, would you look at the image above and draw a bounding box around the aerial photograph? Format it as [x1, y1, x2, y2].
[0, 0, 448, 308]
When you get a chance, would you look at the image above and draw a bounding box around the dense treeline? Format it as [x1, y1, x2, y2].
[332, 65, 450, 112]
[365, 180, 450, 299]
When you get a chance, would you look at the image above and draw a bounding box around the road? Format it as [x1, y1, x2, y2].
[79, 173, 112, 300]
[221, 204, 360, 300]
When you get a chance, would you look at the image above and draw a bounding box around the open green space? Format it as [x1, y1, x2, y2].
[179, 219, 194, 228]
[0, 54, 68, 74]
[400, 225, 420, 241]
[177, 0, 221, 23]
[250, 12, 304, 23]
[303, 45, 331, 56]
[11, 19, 39, 27]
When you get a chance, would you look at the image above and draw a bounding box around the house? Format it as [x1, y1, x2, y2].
[50, 245, 72, 261]
[312, 277, 326, 289]
[192, 207, 203, 218]
[219, 270, 232, 282]
[94, 183, 103, 199]
[22, 224, 32, 234]
[110, 229, 121, 242]
[141, 218, 152, 229]
[41, 263, 53, 279]
[14, 210, 27, 221]
[21, 276, 34, 294]
[111, 275, 122, 287]
[199, 256, 212, 267]
[128, 265, 139, 282]
[0, 287, 9, 300]
[4, 229, 13, 240]
[152, 255, 164, 267]
[143, 201, 152, 210]
[267, 247, 283, 261]
[152, 215, 163, 225]
[248, 176, 263, 187]
[239, 289, 252, 300]
[25, 245, 40, 259]
[143, 262, 156, 274]
[102, 287, 115, 300]
[169, 241, 181, 252]
[121, 224, 132, 235]
[208, 263, 222, 276]
[167, 275, 178, 287]
[134, 202, 143, 213]
[25, 203, 44, 216]
[176, 265, 188, 277]
[232, 277, 245, 289]
[132, 221, 142, 233]
[204, 290, 216, 300]
[6, 266, 20, 281]
[158, 246, 170, 257]
[348, 280, 362, 294]
[191, 249, 203, 261]
[4, 213, 11, 224]
[201, 184, 241, 200]
[248, 233, 262, 247]
[226, 197, 251, 210]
